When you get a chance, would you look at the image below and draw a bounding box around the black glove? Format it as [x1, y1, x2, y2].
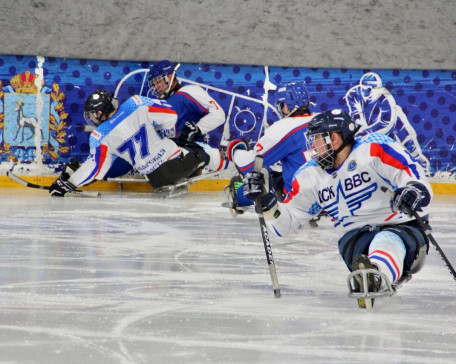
[178, 121, 202, 144]
[391, 183, 430, 216]
[243, 171, 277, 212]
[49, 174, 76, 197]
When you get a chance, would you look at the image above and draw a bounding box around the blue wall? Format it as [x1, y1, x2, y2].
[1, 55, 455, 180]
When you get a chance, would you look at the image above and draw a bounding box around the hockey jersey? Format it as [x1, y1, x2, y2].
[233, 114, 315, 194]
[164, 84, 225, 138]
[69, 96, 181, 187]
[268, 133, 433, 238]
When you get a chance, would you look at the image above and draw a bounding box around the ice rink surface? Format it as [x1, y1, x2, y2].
[0, 187, 455, 364]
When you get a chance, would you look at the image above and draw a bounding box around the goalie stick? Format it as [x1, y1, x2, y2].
[253, 156, 281, 298]
[7, 172, 101, 198]
[381, 186, 456, 281]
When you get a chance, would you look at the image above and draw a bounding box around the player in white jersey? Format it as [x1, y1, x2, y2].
[243, 109, 433, 308]
[49, 89, 212, 196]
[223, 81, 316, 216]
[148, 60, 226, 146]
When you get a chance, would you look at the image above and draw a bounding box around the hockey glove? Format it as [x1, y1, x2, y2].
[49, 174, 76, 197]
[243, 171, 277, 212]
[178, 121, 202, 144]
[391, 182, 431, 216]
[221, 139, 249, 162]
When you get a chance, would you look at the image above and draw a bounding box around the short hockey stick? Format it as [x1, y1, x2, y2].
[7, 172, 101, 198]
[254, 155, 281, 298]
[381, 186, 456, 281]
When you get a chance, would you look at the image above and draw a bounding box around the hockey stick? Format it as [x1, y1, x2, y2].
[7, 172, 101, 198]
[381, 186, 456, 281]
[254, 155, 281, 298]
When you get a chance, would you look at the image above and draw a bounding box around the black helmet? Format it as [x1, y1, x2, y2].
[83, 89, 118, 126]
[305, 109, 359, 169]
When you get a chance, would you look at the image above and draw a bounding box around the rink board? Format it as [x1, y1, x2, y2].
[0, 55, 455, 186]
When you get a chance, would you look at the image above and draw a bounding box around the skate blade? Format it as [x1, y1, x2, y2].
[221, 202, 247, 217]
[153, 183, 190, 198]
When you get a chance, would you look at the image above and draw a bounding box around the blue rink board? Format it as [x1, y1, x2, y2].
[0, 55, 455, 180]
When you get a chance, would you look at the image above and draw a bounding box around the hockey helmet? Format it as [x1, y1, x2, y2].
[83, 89, 118, 126]
[148, 60, 180, 99]
[274, 81, 310, 118]
[305, 109, 358, 169]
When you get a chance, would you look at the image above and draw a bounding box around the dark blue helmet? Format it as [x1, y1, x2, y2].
[274, 81, 310, 118]
[307, 109, 357, 143]
[305, 109, 358, 169]
[148, 60, 180, 99]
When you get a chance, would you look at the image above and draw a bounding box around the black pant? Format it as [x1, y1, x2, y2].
[146, 145, 208, 188]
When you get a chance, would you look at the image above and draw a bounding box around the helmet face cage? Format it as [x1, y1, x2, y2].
[274, 82, 310, 118]
[148, 75, 171, 99]
[305, 131, 335, 169]
[304, 109, 357, 169]
[83, 110, 100, 126]
[147, 60, 179, 99]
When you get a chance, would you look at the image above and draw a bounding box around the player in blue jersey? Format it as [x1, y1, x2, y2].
[243, 109, 433, 309]
[49, 89, 216, 196]
[222, 81, 317, 217]
[148, 59, 228, 174]
[148, 60, 226, 145]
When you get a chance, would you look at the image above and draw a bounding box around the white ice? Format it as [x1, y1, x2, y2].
[0, 188, 455, 364]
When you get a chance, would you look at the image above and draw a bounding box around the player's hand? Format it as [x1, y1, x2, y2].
[49, 174, 76, 197]
[391, 183, 429, 216]
[243, 171, 264, 200]
[178, 121, 202, 144]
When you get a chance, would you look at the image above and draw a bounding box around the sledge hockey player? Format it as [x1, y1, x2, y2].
[148, 60, 226, 148]
[243, 109, 433, 309]
[49, 89, 221, 197]
[223, 81, 317, 217]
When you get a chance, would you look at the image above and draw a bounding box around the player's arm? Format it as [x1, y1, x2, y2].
[68, 146, 114, 187]
[185, 86, 225, 134]
[228, 123, 291, 174]
[243, 167, 317, 236]
[370, 138, 433, 215]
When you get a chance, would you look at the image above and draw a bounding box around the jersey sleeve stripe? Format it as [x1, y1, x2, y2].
[238, 123, 308, 173]
[370, 143, 414, 177]
[175, 91, 209, 114]
[283, 177, 301, 203]
[93, 144, 108, 179]
[262, 123, 308, 158]
[239, 161, 255, 173]
[148, 105, 178, 115]
[81, 144, 108, 184]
